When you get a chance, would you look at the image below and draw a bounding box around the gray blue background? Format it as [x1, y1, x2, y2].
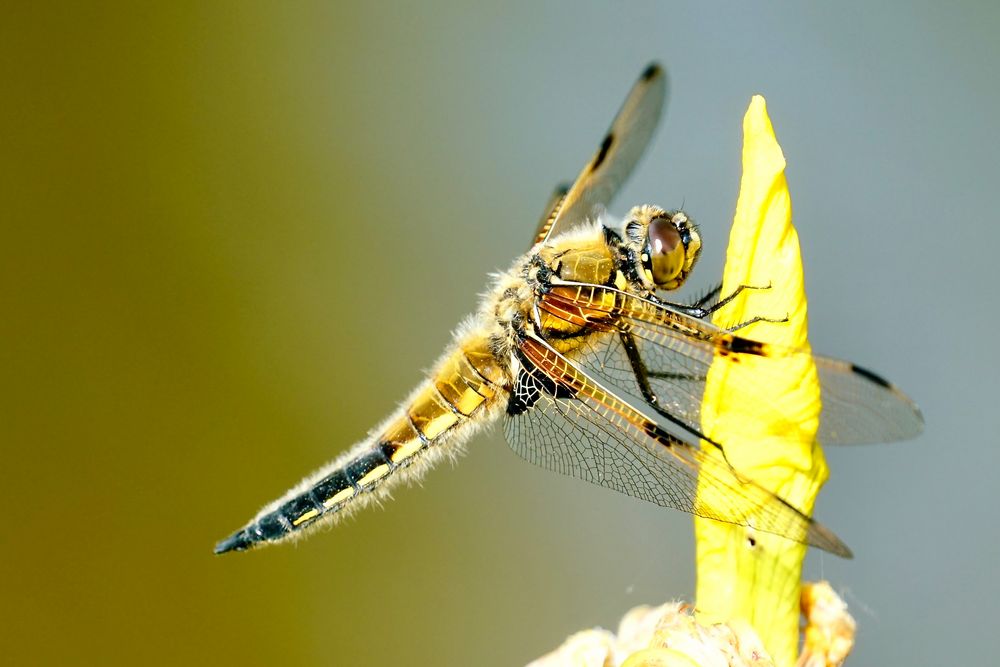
[2, 2, 996, 665]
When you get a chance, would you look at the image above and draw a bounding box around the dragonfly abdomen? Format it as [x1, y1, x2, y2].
[214, 335, 508, 554]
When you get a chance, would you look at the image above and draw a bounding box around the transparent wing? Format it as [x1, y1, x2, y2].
[531, 183, 570, 248]
[504, 335, 850, 556]
[540, 63, 667, 245]
[537, 282, 924, 445]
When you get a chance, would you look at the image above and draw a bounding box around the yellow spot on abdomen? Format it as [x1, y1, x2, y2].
[417, 410, 457, 440]
[390, 439, 423, 463]
[292, 508, 319, 526]
[358, 464, 390, 486]
[409, 385, 459, 440]
[436, 352, 489, 416]
[379, 415, 424, 463]
[323, 487, 354, 508]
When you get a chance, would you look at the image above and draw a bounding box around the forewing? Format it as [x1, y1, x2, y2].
[538, 283, 924, 445]
[539, 63, 667, 244]
[503, 335, 850, 556]
[531, 184, 570, 249]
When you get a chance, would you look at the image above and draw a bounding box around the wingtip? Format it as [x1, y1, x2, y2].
[810, 521, 854, 559]
[849, 361, 926, 440]
[641, 62, 663, 82]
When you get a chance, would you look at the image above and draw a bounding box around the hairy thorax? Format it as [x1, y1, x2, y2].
[481, 223, 620, 365]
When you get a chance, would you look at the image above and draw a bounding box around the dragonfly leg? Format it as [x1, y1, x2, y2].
[699, 282, 773, 315]
[648, 369, 706, 381]
[725, 313, 789, 333]
[687, 282, 722, 309]
[651, 282, 772, 319]
[617, 330, 722, 448]
[618, 331, 704, 402]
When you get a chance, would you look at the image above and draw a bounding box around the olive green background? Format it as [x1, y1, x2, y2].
[3, 2, 997, 665]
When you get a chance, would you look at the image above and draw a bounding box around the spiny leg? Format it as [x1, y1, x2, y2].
[652, 282, 773, 320]
[691, 282, 788, 332]
[725, 313, 789, 333]
[618, 330, 705, 410]
[688, 282, 722, 309]
[697, 282, 774, 315]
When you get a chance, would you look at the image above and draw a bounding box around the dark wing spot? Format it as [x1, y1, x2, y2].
[535, 368, 576, 400]
[640, 420, 671, 446]
[591, 133, 614, 171]
[728, 337, 765, 356]
[507, 369, 541, 416]
[850, 363, 891, 389]
[507, 366, 576, 416]
[641, 63, 662, 82]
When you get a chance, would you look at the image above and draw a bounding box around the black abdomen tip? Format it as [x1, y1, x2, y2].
[214, 529, 254, 555]
[641, 63, 662, 81]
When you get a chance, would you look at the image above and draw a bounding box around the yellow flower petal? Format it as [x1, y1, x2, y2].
[694, 96, 828, 667]
[621, 648, 703, 667]
[800, 581, 857, 666]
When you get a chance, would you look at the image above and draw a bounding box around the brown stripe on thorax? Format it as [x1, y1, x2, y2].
[539, 286, 618, 330]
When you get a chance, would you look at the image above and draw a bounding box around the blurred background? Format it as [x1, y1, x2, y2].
[3, 2, 997, 665]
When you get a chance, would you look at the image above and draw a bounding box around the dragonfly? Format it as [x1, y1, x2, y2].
[215, 64, 922, 558]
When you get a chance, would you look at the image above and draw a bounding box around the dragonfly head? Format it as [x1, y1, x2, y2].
[623, 206, 702, 292]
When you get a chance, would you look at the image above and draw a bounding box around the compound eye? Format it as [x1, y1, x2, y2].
[648, 216, 685, 286]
